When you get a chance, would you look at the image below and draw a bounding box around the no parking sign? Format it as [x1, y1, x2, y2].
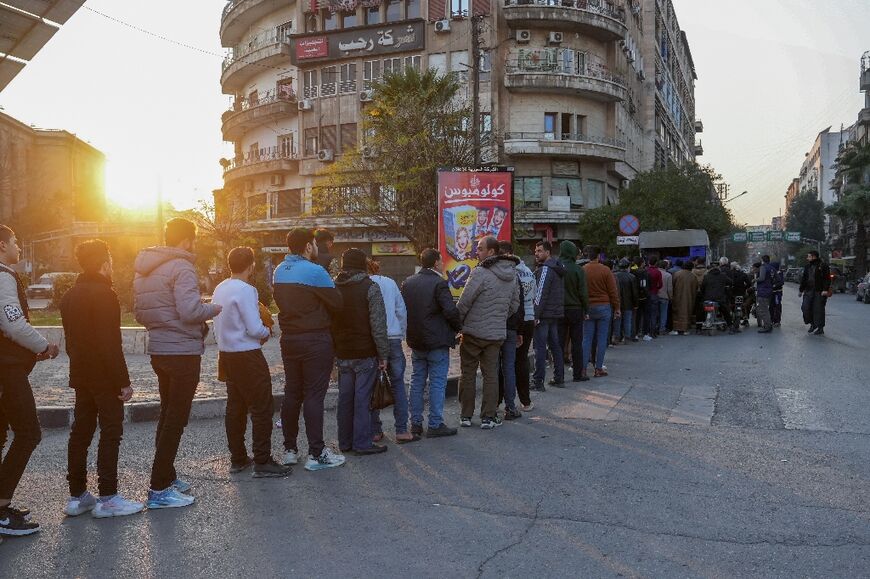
[619, 214, 640, 236]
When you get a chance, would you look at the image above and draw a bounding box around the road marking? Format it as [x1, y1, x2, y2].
[668, 384, 717, 426]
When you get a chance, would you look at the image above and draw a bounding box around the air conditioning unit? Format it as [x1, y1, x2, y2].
[516, 29, 531, 44]
[298, 99, 313, 111]
[362, 146, 378, 159]
[435, 19, 450, 33]
[548, 31, 563, 44]
[270, 174, 285, 187]
[317, 149, 334, 162]
[359, 89, 374, 103]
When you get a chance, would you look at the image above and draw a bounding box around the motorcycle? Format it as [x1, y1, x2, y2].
[733, 295, 745, 331]
[700, 300, 729, 335]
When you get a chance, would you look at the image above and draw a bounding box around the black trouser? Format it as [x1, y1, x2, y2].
[771, 291, 783, 324]
[560, 309, 584, 379]
[222, 349, 274, 465]
[515, 321, 534, 406]
[150, 355, 201, 491]
[635, 300, 647, 337]
[0, 408, 8, 456]
[280, 332, 333, 458]
[67, 385, 124, 497]
[802, 291, 827, 328]
[0, 363, 41, 500]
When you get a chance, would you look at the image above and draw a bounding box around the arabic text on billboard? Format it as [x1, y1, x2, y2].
[438, 170, 513, 299]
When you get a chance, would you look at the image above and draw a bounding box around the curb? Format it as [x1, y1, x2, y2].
[37, 376, 466, 430]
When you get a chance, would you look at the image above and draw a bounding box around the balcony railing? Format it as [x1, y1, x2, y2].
[505, 55, 626, 86]
[504, 132, 625, 148]
[225, 89, 297, 117]
[503, 0, 626, 23]
[224, 147, 298, 174]
[222, 30, 289, 73]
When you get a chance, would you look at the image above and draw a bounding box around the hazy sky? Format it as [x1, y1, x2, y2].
[1, 0, 868, 225]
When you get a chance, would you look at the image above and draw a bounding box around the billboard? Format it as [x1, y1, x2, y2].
[437, 168, 513, 298]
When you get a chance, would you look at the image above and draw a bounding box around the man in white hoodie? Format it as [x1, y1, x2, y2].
[212, 247, 291, 479]
[367, 259, 415, 443]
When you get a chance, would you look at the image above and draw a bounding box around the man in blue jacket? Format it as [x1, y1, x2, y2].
[532, 241, 566, 390]
[755, 255, 774, 333]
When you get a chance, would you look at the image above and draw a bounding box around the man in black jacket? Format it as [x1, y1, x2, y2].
[402, 249, 461, 438]
[61, 240, 145, 518]
[613, 258, 638, 344]
[532, 241, 566, 390]
[700, 264, 734, 330]
[799, 250, 831, 335]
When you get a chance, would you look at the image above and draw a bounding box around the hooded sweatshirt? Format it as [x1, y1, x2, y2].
[558, 241, 589, 311]
[457, 255, 520, 341]
[534, 256, 566, 320]
[371, 274, 407, 339]
[515, 260, 537, 322]
[133, 246, 221, 355]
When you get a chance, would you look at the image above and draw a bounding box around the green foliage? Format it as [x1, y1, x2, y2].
[49, 274, 77, 310]
[826, 142, 870, 275]
[578, 165, 735, 256]
[786, 191, 825, 242]
[251, 266, 273, 308]
[313, 67, 482, 251]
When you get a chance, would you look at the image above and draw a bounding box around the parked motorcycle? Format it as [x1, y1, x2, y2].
[700, 300, 729, 335]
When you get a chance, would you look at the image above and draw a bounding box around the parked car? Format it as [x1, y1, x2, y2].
[830, 267, 847, 293]
[785, 268, 802, 283]
[25, 272, 76, 299]
[856, 273, 870, 304]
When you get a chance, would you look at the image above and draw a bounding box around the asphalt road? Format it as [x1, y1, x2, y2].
[2, 286, 868, 578]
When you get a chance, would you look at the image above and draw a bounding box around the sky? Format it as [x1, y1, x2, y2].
[1, 0, 868, 224]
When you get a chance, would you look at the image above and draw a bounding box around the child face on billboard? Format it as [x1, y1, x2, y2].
[456, 227, 470, 252]
[476, 209, 490, 227]
[492, 207, 506, 228]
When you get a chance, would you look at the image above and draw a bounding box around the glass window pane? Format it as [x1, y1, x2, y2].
[405, 0, 420, 18]
[586, 179, 605, 209]
[552, 177, 582, 207]
[323, 9, 337, 31]
[386, 0, 401, 21]
[365, 5, 381, 24]
[341, 10, 357, 28]
[524, 178, 542, 202]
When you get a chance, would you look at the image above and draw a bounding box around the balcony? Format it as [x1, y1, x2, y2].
[221, 0, 290, 47]
[221, 31, 292, 94]
[862, 67, 870, 92]
[505, 56, 626, 102]
[503, 0, 627, 41]
[222, 90, 298, 141]
[504, 132, 626, 162]
[223, 147, 298, 184]
[694, 141, 704, 156]
[695, 119, 704, 133]
[859, 107, 870, 127]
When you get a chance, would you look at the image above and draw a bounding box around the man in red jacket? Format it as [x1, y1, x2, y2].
[645, 256, 663, 339]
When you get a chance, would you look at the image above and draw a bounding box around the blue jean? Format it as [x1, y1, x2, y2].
[371, 339, 409, 435]
[410, 348, 450, 429]
[583, 305, 613, 371]
[533, 319, 563, 383]
[500, 330, 518, 411]
[645, 295, 660, 335]
[613, 309, 633, 341]
[337, 357, 379, 452]
[658, 298, 670, 333]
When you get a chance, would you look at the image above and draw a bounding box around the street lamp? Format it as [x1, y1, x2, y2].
[724, 190, 749, 204]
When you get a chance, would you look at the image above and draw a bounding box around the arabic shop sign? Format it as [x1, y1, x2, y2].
[291, 19, 425, 65]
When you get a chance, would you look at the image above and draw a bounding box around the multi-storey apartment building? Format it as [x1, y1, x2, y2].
[217, 0, 699, 274]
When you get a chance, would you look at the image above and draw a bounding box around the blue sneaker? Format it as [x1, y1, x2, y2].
[171, 479, 192, 494]
[146, 488, 195, 510]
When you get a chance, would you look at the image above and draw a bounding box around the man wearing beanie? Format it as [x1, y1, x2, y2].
[333, 249, 391, 455]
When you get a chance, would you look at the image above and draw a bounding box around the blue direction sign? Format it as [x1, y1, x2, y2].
[619, 214, 640, 235]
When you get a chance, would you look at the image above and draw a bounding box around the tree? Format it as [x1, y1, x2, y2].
[578, 164, 735, 256]
[826, 143, 870, 276]
[312, 68, 484, 252]
[785, 190, 825, 243]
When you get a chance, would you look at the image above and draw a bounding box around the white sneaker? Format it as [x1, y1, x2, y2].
[305, 448, 346, 471]
[521, 403, 534, 412]
[669, 331, 679, 336]
[64, 491, 96, 517]
[643, 335, 653, 341]
[282, 450, 299, 466]
[93, 495, 145, 518]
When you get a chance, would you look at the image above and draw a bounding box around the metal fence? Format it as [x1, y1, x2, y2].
[503, 0, 626, 22]
[504, 132, 626, 148]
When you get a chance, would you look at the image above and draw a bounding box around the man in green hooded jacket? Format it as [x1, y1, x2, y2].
[558, 241, 590, 382]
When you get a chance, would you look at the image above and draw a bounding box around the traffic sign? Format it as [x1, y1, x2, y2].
[785, 231, 802, 242]
[618, 214, 640, 235]
[731, 232, 748, 243]
[748, 231, 766, 242]
[616, 236, 639, 246]
[767, 231, 784, 242]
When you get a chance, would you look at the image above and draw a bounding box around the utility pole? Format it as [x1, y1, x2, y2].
[470, 14, 482, 167]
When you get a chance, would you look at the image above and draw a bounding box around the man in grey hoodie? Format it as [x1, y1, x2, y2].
[134, 218, 222, 509]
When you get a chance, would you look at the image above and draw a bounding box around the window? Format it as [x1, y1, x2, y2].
[340, 63, 357, 93]
[303, 70, 318, 98]
[552, 177, 583, 208]
[561, 112, 571, 138]
[247, 193, 267, 221]
[576, 114, 587, 136]
[575, 51, 586, 75]
[480, 112, 492, 134]
[322, 9, 337, 31]
[305, 13, 318, 32]
[247, 89, 259, 106]
[560, 49, 574, 74]
[276, 21, 293, 42]
[450, 50, 469, 83]
[341, 10, 357, 28]
[514, 177, 543, 208]
[248, 142, 259, 160]
[428, 53, 447, 75]
[271, 189, 303, 218]
[383, 57, 401, 76]
[322, 125, 337, 152]
[363, 59, 381, 89]
[365, 5, 381, 24]
[304, 128, 319, 155]
[405, 0, 420, 18]
[544, 113, 557, 139]
[279, 133, 295, 157]
[404, 55, 422, 71]
[480, 50, 491, 82]
[586, 179, 605, 209]
[451, 0, 467, 17]
[340, 123, 358, 152]
[379, 185, 398, 212]
[321, 66, 337, 96]
[386, 0, 401, 22]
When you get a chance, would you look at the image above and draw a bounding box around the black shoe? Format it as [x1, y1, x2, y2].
[548, 379, 566, 388]
[252, 459, 293, 478]
[426, 424, 458, 437]
[230, 456, 254, 474]
[813, 328, 824, 335]
[0, 507, 40, 536]
[411, 423, 424, 436]
[339, 447, 352, 453]
[503, 408, 522, 421]
[808, 326, 816, 333]
[354, 445, 388, 456]
[530, 382, 546, 392]
[5, 506, 31, 521]
[758, 328, 772, 334]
